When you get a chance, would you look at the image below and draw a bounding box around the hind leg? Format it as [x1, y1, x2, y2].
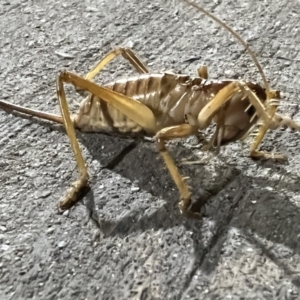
[84, 47, 149, 80]
[56, 71, 157, 209]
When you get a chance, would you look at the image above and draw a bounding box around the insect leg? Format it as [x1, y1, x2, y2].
[197, 81, 274, 130]
[273, 113, 300, 131]
[56, 75, 90, 209]
[0, 48, 149, 123]
[250, 113, 300, 160]
[197, 82, 240, 129]
[61, 71, 157, 132]
[57, 71, 158, 208]
[84, 47, 149, 81]
[237, 84, 297, 160]
[155, 124, 203, 218]
[196, 81, 282, 158]
[0, 100, 63, 124]
[248, 125, 281, 160]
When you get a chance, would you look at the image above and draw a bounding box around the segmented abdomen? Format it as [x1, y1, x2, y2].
[72, 72, 224, 134]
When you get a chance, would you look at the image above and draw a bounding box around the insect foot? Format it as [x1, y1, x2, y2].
[178, 196, 206, 219]
[58, 177, 90, 210]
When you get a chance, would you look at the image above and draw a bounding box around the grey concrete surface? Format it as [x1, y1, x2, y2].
[1, 0, 300, 299]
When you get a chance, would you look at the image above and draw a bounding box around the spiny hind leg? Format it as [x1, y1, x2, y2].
[56, 75, 90, 209]
[85, 47, 149, 81]
[61, 71, 157, 132]
[155, 124, 204, 218]
[57, 71, 157, 208]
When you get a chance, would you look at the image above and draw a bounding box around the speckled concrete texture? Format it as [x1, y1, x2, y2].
[1, 0, 300, 299]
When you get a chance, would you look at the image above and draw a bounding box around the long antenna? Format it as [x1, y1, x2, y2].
[181, 0, 270, 93]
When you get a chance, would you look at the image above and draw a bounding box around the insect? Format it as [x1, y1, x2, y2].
[1, 0, 300, 218]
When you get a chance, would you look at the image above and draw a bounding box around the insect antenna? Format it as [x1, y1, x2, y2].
[181, 0, 270, 94]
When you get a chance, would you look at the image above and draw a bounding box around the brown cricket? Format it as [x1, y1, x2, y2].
[1, 0, 300, 218]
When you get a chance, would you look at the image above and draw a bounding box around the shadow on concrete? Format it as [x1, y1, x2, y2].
[7, 113, 300, 286]
[78, 131, 300, 286]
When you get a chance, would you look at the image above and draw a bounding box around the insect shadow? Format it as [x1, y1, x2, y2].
[78, 130, 300, 283]
[6, 111, 300, 285]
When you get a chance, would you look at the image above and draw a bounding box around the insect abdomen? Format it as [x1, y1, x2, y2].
[72, 73, 216, 134]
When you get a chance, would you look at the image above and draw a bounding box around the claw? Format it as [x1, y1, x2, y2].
[178, 197, 205, 219]
[59, 177, 90, 209]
